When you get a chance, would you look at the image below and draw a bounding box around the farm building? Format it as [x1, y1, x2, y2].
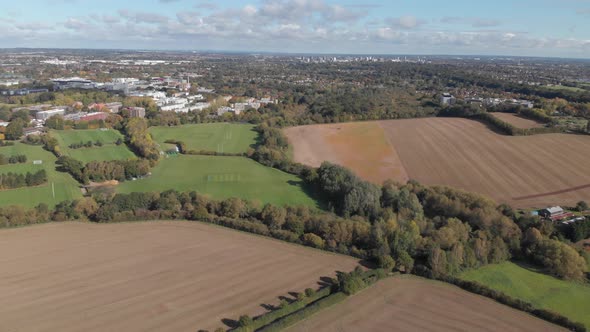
[538, 206, 574, 221]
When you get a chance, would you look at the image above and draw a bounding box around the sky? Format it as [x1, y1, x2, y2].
[1, 0, 589, 58]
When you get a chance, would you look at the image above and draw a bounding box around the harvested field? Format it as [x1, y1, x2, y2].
[0, 221, 359, 332]
[283, 122, 408, 184]
[288, 276, 563, 332]
[285, 118, 590, 208]
[491, 112, 544, 129]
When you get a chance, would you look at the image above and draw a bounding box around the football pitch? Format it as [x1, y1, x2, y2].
[116, 155, 318, 207]
[149, 123, 258, 154]
[0, 143, 82, 208]
[51, 129, 136, 163]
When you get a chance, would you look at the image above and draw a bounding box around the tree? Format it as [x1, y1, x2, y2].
[45, 115, 65, 130]
[237, 315, 253, 330]
[5, 118, 25, 140]
[428, 246, 448, 277]
[575, 201, 589, 212]
[302, 233, 325, 248]
[260, 204, 286, 230]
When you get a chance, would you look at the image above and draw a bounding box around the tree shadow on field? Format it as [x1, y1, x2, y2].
[286, 180, 328, 210]
[221, 318, 239, 329]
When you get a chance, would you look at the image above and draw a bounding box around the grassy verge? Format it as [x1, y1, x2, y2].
[459, 261, 590, 329]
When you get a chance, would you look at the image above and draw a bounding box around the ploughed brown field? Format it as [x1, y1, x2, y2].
[491, 112, 544, 129]
[0, 221, 359, 332]
[287, 276, 564, 332]
[285, 118, 590, 208]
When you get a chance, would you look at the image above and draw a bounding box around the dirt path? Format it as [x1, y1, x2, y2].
[0, 221, 359, 332]
[288, 276, 564, 332]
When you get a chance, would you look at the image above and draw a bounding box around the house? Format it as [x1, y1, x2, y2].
[538, 206, 574, 221]
[23, 127, 44, 137]
[441, 93, 456, 105]
[127, 107, 146, 118]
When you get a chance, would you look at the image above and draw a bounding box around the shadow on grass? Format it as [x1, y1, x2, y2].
[286, 180, 328, 210]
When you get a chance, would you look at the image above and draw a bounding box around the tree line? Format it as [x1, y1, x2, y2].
[0, 170, 47, 190]
[0, 154, 27, 165]
[56, 156, 150, 184]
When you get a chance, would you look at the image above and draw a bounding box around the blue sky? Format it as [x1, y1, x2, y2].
[1, 0, 589, 57]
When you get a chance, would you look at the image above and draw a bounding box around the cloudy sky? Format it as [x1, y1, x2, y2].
[1, 0, 589, 58]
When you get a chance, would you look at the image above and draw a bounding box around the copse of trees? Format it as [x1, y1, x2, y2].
[0, 154, 27, 165]
[5, 118, 26, 140]
[122, 118, 160, 161]
[522, 227, 587, 280]
[0, 170, 47, 190]
[56, 156, 150, 184]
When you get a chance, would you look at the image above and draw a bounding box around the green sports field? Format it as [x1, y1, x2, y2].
[51, 129, 136, 163]
[149, 123, 258, 153]
[0, 143, 82, 208]
[116, 155, 318, 207]
[460, 261, 590, 328]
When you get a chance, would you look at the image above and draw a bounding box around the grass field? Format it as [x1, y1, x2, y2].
[149, 123, 258, 153]
[0, 221, 360, 331]
[0, 143, 82, 208]
[460, 261, 590, 329]
[285, 118, 590, 208]
[51, 129, 136, 163]
[116, 155, 318, 207]
[288, 275, 562, 332]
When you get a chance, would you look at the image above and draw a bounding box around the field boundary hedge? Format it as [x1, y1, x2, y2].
[471, 113, 565, 136]
[231, 269, 387, 332]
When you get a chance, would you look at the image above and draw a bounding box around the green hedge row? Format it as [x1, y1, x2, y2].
[232, 287, 332, 332]
[257, 293, 348, 332]
[231, 269, 387, 331]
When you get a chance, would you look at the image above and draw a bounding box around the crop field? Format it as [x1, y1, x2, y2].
[51, 129, 135, 163]
[490, 112, 544, 129]
[0, 221, 360, 331]
[116, 155, 318, 207]
[285, 118, 590, 208]
[460, 262, 590, 329]
[0, 143, 82, 208]
[150, 123, 258, 153]
[288, 275, 562, 332]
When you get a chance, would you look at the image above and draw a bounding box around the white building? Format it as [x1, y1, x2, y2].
[36, 109, 65, 121]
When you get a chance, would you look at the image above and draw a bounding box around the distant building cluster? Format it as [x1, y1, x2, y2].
[217, 97, 277, 116]
[441, 93, 534, 109]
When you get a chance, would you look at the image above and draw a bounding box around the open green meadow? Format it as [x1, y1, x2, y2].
[0, 143, 82, 208]
[459, 261, 590, 328]
[117, 155, 318, 207]
[51, 129, 136, 163]
[149, 123, 258, 153]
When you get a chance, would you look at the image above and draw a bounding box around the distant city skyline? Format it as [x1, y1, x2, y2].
[1, 0, 589, 58]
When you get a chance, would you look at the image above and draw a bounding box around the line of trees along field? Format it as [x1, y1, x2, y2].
[0, 165, 585, 282]
[0, 170, 47, 190]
